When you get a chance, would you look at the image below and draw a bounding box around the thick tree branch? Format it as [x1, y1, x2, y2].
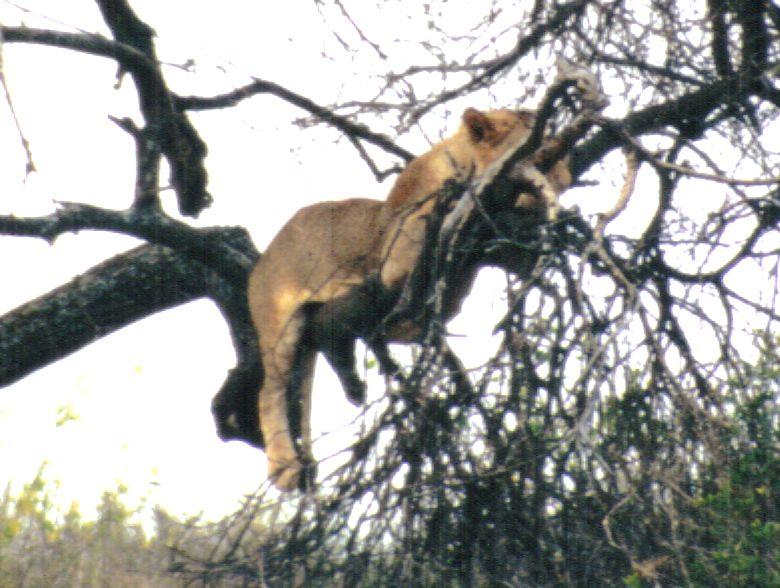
[0, 244, 211, 387]
[0, 222, 262, 444]
[738, 0, 769, 76]
[570, 75, 748, 180]
[707, 0, 734, 78]
[96, 0, 211, 217]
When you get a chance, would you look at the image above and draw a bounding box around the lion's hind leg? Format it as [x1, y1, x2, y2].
[257, 309, 310, 492]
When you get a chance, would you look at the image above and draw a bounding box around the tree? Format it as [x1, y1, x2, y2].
[1, 1, 779, 585]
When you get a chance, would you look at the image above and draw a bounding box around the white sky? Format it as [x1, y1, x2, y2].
[0, 1, 531, 525]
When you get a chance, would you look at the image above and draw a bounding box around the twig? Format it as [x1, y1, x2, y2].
[405, 0, 592, 124]
[0, 26, 35, 175]
[620, 129, 780, 186]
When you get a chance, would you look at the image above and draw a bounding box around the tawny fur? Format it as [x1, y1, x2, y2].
[247, 108, 571, 491]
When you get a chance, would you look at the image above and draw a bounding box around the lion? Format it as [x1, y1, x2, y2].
[247, 107, 571, 491]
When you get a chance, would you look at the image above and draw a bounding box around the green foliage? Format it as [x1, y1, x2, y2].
[683, 390, 780, 586]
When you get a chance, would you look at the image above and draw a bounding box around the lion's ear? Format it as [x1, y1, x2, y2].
[462, 107, 494, 143]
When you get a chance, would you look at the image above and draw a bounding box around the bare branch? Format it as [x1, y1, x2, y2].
[96, 0, 211, 217]
[0, 25, 155, 73]
[625, 132, 780, 185]
[707, 0, 734, 77]
[0, 204, 253, 283]
[737, 0, 769, 75]
[404, 0, 593, 124]
[571, 75, 749, 180]
[176, 77, 415, 164]
[2, 17, 211, 217]
[586, 149, 640, 297]
[109, 115, 162, 209]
